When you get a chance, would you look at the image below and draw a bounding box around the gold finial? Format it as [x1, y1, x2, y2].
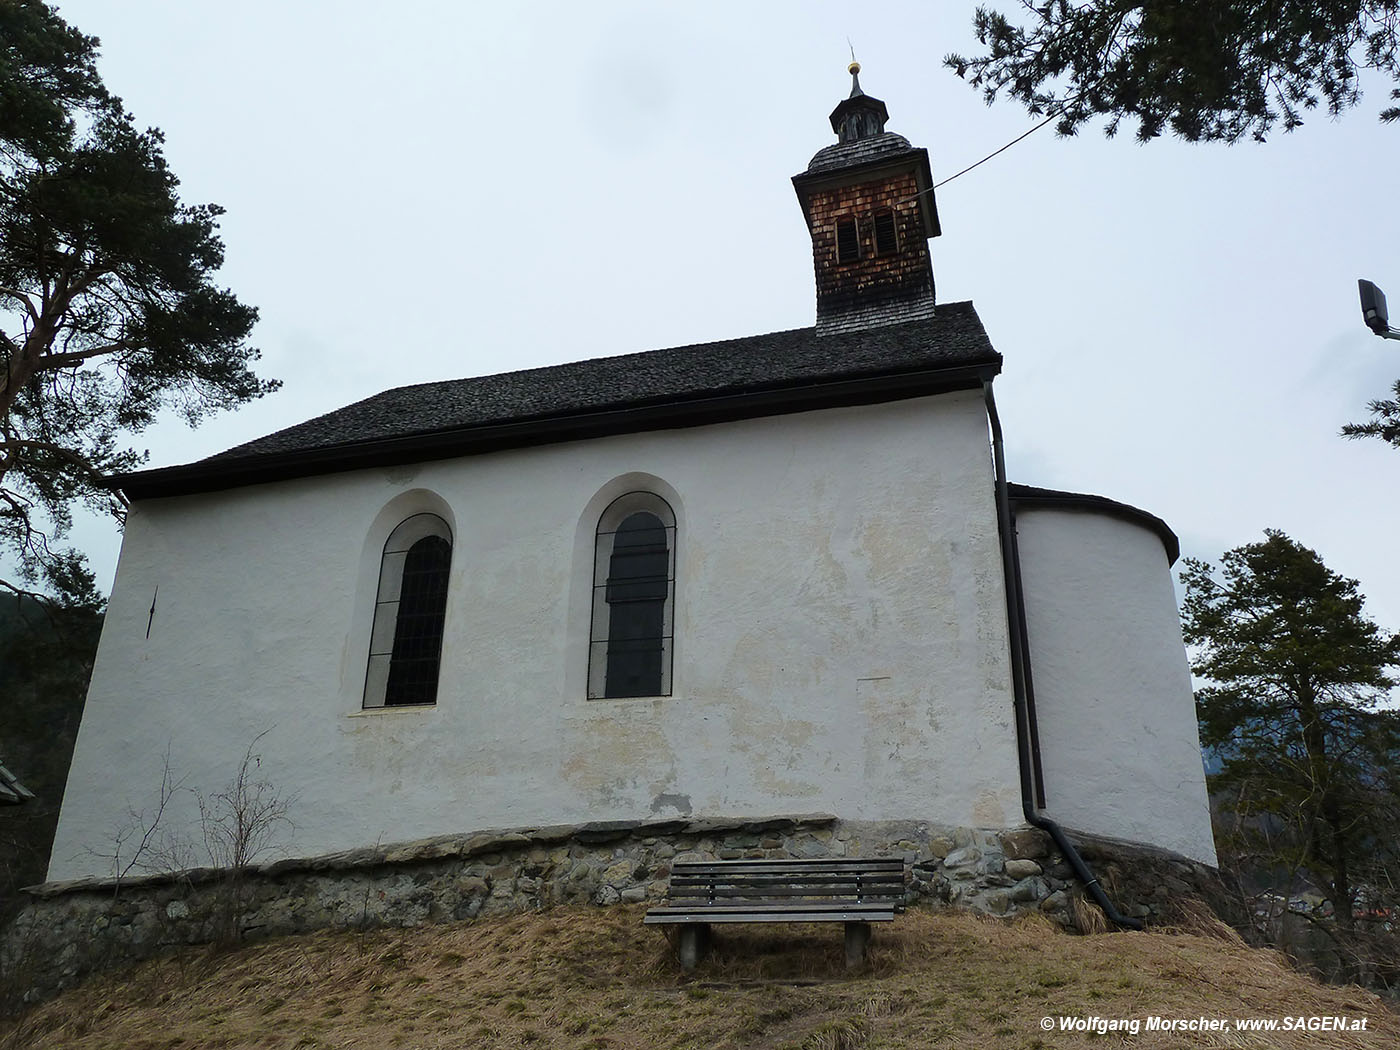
[848, 60, 861, 75]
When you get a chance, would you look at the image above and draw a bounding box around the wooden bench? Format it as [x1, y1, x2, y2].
[644, 857, 907, 969]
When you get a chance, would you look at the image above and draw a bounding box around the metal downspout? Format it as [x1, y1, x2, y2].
[982, 377, 1143, 931]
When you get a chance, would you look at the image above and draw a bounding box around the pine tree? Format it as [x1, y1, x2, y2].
[1181, 530, 1400, 981]
[947, 2, 1400, 143]
[1342, 379, 1400, 449]
[0, 0, 278, 606]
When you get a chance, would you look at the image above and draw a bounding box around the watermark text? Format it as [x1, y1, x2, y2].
[1040, 1014, 1369, 1035]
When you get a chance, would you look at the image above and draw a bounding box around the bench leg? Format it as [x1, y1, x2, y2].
[844, 922, 872, 968]
[677, 923, 709, 971]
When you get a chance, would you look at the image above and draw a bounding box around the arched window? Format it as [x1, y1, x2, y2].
[589, 493, 676, 699]
[364, 513, 453, 708]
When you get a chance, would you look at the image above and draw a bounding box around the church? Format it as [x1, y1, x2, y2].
[47, 68, 1216, 913]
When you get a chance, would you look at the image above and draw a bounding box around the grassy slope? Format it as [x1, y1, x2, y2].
[4, 906, 1398, 1050]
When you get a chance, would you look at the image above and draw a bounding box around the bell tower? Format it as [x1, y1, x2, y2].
[792, 64, 941, 335]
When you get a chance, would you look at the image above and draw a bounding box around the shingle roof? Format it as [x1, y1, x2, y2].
[805, 131, 918, 174]
[222, 303, 996, 459]
[111, 303, 1000, 499]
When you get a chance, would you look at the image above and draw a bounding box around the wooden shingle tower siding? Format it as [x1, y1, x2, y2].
[792, 64, 941, 336]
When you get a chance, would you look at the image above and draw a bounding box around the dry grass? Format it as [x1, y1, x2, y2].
[3, 906, 1398, 1049]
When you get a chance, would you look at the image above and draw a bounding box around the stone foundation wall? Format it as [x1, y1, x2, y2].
[2, 815, 1224, 1008]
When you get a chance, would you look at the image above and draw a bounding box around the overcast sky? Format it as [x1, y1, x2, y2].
[46, 0, 1400, 634]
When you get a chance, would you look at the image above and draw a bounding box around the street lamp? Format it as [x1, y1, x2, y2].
[1359, 279, 1400, 340]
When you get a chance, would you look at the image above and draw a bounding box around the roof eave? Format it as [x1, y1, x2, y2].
[1007, 483, 1181, 565]
[109, 359, 1001, 501]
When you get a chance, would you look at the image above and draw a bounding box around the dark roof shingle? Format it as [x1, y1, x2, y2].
[114, 303, 999, 498]
[804, 131, 918, 174]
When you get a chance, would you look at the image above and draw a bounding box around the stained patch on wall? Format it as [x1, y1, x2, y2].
[973, 790, 1007, 827]
[649, 792, 692, 816]
[560, 708, 673, 812]
[717, 634, 823, 800]
[860, 676, 930, 784]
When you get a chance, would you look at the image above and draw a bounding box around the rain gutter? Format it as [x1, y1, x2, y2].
[982, 377, 1143, 931]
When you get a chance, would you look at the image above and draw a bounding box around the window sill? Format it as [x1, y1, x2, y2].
[348, 704, 438, 718]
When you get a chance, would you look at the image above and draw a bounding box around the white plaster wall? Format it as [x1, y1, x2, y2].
[50, 392, 1025, 880]
[1015, 507, 1217, 865]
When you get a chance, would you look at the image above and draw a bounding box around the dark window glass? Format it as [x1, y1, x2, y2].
[873, 209, 897, 255]
[605, 512, 668, 698]
[836, 218, 860, 263]
[385, 534, 451, 706]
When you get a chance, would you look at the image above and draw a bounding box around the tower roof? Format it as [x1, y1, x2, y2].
[805, 131, 919, 175]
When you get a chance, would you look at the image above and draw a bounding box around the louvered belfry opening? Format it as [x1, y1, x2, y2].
[873, 208, 898, 255]
[384, 534, 451, 706]
[836, 218, 861, 263]
[604, 511, 670, 698]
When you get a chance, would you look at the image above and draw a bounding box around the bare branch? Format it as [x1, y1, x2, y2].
[32, 340, 132, 372]
[0, 285, 40, 325]
[81, 744, 190, 893]
[0, 438, 111, 480]
[0, 578, 55, 605]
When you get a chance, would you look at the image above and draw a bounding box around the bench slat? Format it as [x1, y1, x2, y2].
[670, 858, 904, 866]
[669, 862, 901, 873]
[668, 874, 903, 884]
[670, 856, 904, 863]
[666, 885, 904, 900]
[645, 908, 898, 925]
[647, 899, 899, 913]
[668, 875, 904, 884]
[671, 860, 904, 873]
[669, 873, 904, 882]
[667, 871, 906, 882]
